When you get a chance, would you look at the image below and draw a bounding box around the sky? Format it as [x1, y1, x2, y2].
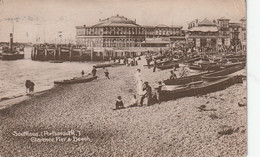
[0, 0, 246, 43]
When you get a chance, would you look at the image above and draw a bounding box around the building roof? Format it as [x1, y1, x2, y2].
[91, 15, 140, 28]
[198, 18, 216, 26]
[217, 17, 230, 21]
[240, 17, 246, 21]
[188, 26, 218, 32]
[229, 23, 241, 27]
[156, 24, 169, 28]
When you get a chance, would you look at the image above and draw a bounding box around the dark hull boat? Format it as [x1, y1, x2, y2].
[157, 63, 179, 70]
[54, 76, 97, 85]
[164, 71, 209, 85]
[164, 64, 245, 85]
[161, 75, 243, 101]
[1, 33, 24, 61]
[1, 53, 24, 61]
[94, 62, 123, 68]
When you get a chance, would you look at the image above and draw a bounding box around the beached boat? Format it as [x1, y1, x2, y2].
[49, 60, 64, 63]
[202, 76, 227, 82]
[164, 71, 209, 85]
[54, 75, 97, 85]
[161, 75, 243, 101]
[189, 64, 221, 71]
[164, 64, 245, 85]
[203, 64, 245, 77]
[157, 62, 179, 70]
[94, 62, 121, 68]
[220, 62, 245, 68]
[185, 57, 201, 63]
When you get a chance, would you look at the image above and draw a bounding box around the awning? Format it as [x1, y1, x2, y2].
[188, 26, 218, 32]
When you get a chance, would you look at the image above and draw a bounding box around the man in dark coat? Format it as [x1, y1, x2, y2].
[92, 66, 97, 76]
[140, 82, 152, 106]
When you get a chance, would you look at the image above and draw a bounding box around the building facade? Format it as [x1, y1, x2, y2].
[76, 15, 185, 52]
[187, 17, 246, 53]
[76, 15, 246, 54]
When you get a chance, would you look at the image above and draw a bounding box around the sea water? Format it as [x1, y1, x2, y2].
[0, 47, 95, 99]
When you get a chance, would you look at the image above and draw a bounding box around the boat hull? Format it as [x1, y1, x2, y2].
[164, 64, 245, 85]
[161, 75, 243, 101]
[1, 54, 24, 60]
[54, 76, 97, 85]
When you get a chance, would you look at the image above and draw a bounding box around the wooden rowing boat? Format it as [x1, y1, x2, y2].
[202, 76, 227, 82]
[94, 62, 121, 68]
[164, 63, 245, 85]
[164, 71, 209, 85]
[54, 76, 97, 85]
[204, 64, 245, 77]
[161, 75, 243, 101]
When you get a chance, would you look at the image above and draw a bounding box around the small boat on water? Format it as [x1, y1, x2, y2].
[54, 75, 97, 85]
[1, 33, 24, 61]
[161, 75, 243, 101]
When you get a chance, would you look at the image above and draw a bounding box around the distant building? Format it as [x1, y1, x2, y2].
[187, 17, 246, 52]
[75, 15, 185, 53]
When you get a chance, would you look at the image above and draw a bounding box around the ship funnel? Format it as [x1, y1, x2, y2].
[9, 33, 13, 50]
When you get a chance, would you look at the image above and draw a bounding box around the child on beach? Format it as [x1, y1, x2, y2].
[103, 67, 110, 79]
[115, 96, 124, 109]
[81, 70, 85, 76]
[155, 81, 163, 104]
[92, 66, 97, 76]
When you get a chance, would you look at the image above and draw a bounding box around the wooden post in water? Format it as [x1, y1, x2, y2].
[54, 49, 57, 60]
[90, 48, 93, 61]
[35, 47, 38, 60]
[58, 47, 61, 60]
[44, 48, 48, 60]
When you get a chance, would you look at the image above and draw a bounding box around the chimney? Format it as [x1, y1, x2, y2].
[9, 33, 13, 50]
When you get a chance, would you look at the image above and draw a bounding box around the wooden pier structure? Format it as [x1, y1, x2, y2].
[31, 45, 143, 61]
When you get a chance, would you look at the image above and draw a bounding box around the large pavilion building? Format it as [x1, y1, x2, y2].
[75, 15, 185, 54]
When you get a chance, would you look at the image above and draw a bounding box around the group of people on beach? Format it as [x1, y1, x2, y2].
[115, 68, 166, 109]
[84, 66, 110, 79]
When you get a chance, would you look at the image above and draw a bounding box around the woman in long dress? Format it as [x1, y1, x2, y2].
[135, 69, 144, 96]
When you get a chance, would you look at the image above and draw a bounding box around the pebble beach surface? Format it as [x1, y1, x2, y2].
[0, 59, 246, 157]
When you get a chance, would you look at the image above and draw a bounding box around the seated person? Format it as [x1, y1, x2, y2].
[129, 95, 138, 107]
[169, 71, 177, 80]
[115, 96, 124, 109]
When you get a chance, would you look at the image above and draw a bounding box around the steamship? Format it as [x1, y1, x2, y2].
[0, 33, 24, 61]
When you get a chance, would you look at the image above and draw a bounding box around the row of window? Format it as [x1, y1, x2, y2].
[76, 27, 184, 36]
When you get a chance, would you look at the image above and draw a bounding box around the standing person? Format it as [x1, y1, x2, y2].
[25, 80, 31, 93]
[81, 70, 85, 76]
[25, 80, 35, 93]
[92, 66, 97, 76]
[103, 67, 110, 79]
[153, 59, 157, 72]
[135, 69, 144, 96]
[155, 81, 163, 104]
[140, 82, 152, 106]
[170, 70, 177, 80]
[29, 81, 35, 92]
